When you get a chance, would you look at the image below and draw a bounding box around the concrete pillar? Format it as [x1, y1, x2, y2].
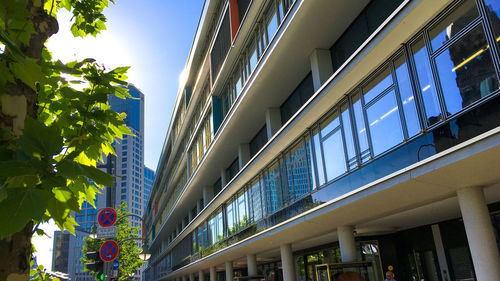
[280, 244, 295, 281]
[225, 261, 234, 281]
[338, 226, 356, 262]
[247, 254, 258, 276]
[199, 270, 204, 281]
[238, 143, 251, 169]
[188, 208, 194, 222]
[457, 186, 500, 281]
[309, 49, 334, 91]
[221, 168, 228, 188]
[210, 266, 216, 281]
[182, 275, 188, 281]
[190, 273, 195, 281]
[265, 108, 281, 139]
[203, 185, 214, 206]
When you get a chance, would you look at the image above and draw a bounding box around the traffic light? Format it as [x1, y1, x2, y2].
[85, 251, 104, 280]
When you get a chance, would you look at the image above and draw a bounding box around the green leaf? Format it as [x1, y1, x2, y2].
[0, 161, 38, 176]
[57, 160, 113, 186]
[0, 188, 50, 237]
[10, 59, 44, 91]
[18, 117, 63, 157]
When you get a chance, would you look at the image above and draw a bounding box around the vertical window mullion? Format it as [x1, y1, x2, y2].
[347, 94, 362, 167]
[360, 87, 374, 160]
[308, 128, 320, 189]
[423, 30, 447, 120]
[338, 103, 350, 173]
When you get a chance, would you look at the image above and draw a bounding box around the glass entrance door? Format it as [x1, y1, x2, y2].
[315, 264, 330, 281]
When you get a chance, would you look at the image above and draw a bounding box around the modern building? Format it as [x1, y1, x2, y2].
[52, 84, 155, 281]
[144, 0, 500, 281]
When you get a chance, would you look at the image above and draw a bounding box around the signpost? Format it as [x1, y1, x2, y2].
[96, 226, 117, 239]
[98, 208, 117, 227]
[100, 240, 119, 262]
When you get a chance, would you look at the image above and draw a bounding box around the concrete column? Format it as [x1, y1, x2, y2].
[210, 266, 216, 281]
[225, 261, 234, 281]
[247, 254, 258, 276]
[265, 108, 281, 139]
[199, 270, 204, 281]
[203, 185, 214, 206]
[238, 143, 251, 169]
[190, 273, 195, 281]
[280, 244, 295, 281]
[457, 186, 500, 281]
[338, 226, 356, 262]
[309, 49, 334, 91]
[221, 168, 228, 188]
[182, 275, 188, 281]
[188, 208, 194, 222]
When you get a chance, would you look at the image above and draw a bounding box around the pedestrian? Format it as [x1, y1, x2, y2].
[384, 271, 396, 281]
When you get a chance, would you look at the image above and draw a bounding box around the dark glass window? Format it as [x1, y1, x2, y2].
[211, 10, 231, 84]
[280, 73, 314, 123]
[226, 157, 240, 182]
[213, 178, 222, 195]
[434, 24, 499, 115]
[250, 125, 268, 157]
[237, 0, 251, 22]
[249, 177, 265, 221]
[411, 37, 442, 125]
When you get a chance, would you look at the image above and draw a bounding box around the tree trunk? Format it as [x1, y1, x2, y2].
[0, 0, 58, 279]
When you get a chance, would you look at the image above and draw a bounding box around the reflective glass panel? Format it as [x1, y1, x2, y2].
[320, 110, 340, 137]
[305, 135, 318, 190]
[321, 129, 346, 181]
[366, 90, 404, 155]
[266, 8, 278, 44]
[250, 178, 264, 221]
[428, 0, 479, 51]
[248, 39, 258, 74]
[484, 0, 500, 51]
[236, 191, 249, 228]
[312, 128, 326, 186]
[435, 24, 499, 115]
[411, 37, 442, 125]
[352, 93, 369, 155]
[341, 102, 356, 161]
[226, 200, 235, 235]
[363, 66, 393, 103]
[394, 54, 420, 137]
[285, 140, 311, 200]
[265, 161, 283, 213]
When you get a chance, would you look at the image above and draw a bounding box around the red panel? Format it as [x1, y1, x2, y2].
[154, 201, 158, 216]
[229, 0, 240, 42]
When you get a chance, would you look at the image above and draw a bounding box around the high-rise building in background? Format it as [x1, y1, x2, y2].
[144, 1, 500, 281]
[52, 84, 155, 281]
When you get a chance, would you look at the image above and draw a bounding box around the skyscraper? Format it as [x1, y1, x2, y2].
[52, 84, 155, 281]
[145, 1, 500, 281]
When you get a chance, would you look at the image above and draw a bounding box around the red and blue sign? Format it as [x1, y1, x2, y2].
[100, 240, 119, 262]
[98, 207, 117, 227]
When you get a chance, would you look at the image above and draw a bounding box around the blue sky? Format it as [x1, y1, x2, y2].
[34, 0, 205, 269]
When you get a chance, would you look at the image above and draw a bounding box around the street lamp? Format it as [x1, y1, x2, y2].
[138, 250, 151, 261]
[89, 224, 98, 239]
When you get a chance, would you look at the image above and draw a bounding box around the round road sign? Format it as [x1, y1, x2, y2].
[98, 207, 117, 227]
[100, 240, 119, 262]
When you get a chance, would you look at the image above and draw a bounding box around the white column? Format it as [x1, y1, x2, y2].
[247, 254, 258, 276]
[221, 168, 228, 188]
[338, 226, 356, 262]
[190, 273, 195, 281]
[309, 49, 333, 91]
[457, 186, 500, 281]
[226, 261, 234, 281]
[265, 108, 281, 139]
[188, 208, 194, 222]
[210, 266, 216, 281]
[238, 143, 251, 169]
[199, 270, 204, 281]
[280, 244, 295, 281]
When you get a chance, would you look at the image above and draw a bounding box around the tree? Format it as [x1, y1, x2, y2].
[0, 1, 131, 280]
[81, 202, 145, 281]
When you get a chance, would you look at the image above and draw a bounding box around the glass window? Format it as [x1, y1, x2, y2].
[394, 54, 420, 137]
[248, 39, 258, 74]
[264, 161, 283, 213]
[352, 92, 370, 160]
[321, 127, 346, 181]
[249, 178, 264, 221]
[434, 24, 499, 115]
[305, 135, 318, 190]
[312, 127, 326, 186]
[320, 110, 340, 137]
[340, 102, 356, 167]
[366, 90, 404, 155]
[428, 0, 479, 51]
[236, 191, 249, 229]
[285, 140, 311, 201]
[266, 8, 278, 45]
[484, 0, 500, 51]
[411, 37, 442, 125]
[363, 66, 393, 103]
[226, 199, 236, 235]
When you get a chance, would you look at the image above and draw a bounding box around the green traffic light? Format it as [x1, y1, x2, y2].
[95, 272, 104, 281]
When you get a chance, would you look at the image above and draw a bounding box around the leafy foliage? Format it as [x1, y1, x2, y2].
[81, 202, 145, 281]
[0, 0, 129, 233]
